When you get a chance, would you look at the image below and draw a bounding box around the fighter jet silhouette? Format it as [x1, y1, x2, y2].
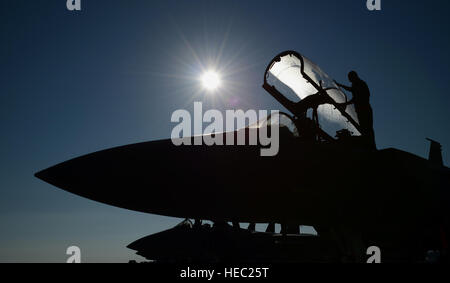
[35, 51, 450, 262]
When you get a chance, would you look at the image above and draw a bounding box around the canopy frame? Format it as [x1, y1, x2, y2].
[262, 51, 363, 141]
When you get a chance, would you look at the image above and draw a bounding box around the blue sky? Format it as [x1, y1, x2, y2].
[1, 0, 450, 262]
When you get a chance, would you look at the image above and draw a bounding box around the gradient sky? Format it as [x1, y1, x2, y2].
[1, 0, 450, 262]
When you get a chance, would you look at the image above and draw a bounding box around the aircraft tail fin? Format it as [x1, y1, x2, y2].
[426, 138, 444, 167]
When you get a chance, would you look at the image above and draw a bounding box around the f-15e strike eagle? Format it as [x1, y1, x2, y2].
[36, 51, 450, 262]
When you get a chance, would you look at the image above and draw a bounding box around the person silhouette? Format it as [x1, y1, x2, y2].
[335, 71, 376, 148]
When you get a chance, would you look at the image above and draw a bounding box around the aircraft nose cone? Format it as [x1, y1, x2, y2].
[34, 168, 50, 183]
[34, 151, 120, 203]
[34, 136, 267, 220]
[35, 162, 81, 191]
[34, 139, 183, 212]
[33, 138, 231, 217]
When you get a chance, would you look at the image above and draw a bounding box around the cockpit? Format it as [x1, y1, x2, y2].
[261, 51, 363, 142]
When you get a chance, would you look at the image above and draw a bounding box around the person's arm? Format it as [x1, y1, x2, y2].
[334, 80, 352, 92]
[344, 97, 354, 106]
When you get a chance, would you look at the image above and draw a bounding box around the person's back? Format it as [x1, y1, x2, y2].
[351, 78, 370, 107]
[335, 71, 376, 148]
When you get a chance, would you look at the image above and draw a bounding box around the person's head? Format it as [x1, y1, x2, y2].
[348, 71, 359, 83]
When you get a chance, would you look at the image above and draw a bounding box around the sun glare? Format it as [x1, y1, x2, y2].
[201, 71, 221, 91]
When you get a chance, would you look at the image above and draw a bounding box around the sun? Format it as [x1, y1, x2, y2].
[201, 71, 221, 91]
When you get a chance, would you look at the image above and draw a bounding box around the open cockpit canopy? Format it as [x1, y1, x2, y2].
[263, 51, 361, 138]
